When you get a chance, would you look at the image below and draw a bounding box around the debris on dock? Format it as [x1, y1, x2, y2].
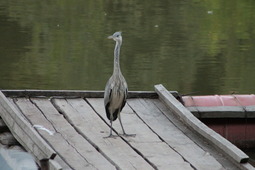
[0, 84, 253, 169]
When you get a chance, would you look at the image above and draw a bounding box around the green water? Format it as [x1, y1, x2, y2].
[0, 0, 255, 95]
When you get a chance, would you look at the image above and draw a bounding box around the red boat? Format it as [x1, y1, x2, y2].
[182, 94, 255, 148]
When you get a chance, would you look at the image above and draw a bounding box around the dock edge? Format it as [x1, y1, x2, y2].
[154, 84, 249, 164]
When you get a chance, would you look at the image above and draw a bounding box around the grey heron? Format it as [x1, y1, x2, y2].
[104, 32, 134, 138]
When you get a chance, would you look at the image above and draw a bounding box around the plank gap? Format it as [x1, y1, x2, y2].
[83, 98, 119, 135]
[127, 99, 195, 170]
[128, 98, 226, 170]
[84, 98, 158, 170]
[51, 98, 119, 170]
[151, 99, 248, 169]
[13, 97, 72, 169]
[30, 97, 98, 169]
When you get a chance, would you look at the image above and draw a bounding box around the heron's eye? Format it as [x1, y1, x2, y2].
[116, 35, 119, 37]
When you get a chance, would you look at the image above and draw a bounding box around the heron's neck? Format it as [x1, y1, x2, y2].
[113, 41, 122, 75]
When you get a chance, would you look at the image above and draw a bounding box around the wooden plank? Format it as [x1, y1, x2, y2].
[0, 92, 56, 161]
[128, 98, 224, 170]
[52, 98, 154, 170]
[2, 90, 179, 99]
[31, 98, 115, 170]
[14, 97, 101, 170]
[53, 155, 71, 170]
[151, 98, 244, 170]
[81, 99, 160, 143]
[2, 90, 155, 98]
[155, 84, 249, 163]
[87, 98, 193, 170]
[49, 159, 64, 170]
[3, 90, 103, 98]
[13, 98, 69, 169]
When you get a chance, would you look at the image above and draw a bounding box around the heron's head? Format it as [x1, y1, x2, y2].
[108, 31, 122, 43]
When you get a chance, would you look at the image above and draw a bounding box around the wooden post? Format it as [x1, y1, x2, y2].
[40, 159, 49, 170]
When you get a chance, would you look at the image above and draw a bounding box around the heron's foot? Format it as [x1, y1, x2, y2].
[122, 133, 136, 137]
[103, 134, 119, 138]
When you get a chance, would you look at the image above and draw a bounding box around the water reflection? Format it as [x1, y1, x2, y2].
[0, 0, 255, 95]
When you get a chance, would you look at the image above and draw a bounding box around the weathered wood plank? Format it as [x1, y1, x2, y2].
[49, 159, 65, 170]
[2, 90, 156, 98]
[7, 98, 64, 170]
[151, 98, 245, 170]
[87, 98, 193, 170]
[0, 92, 56, 162]
[53, 155, 71, 170]
[15, 97, 100, 170]
[31, 98, 115, 170]
[2, 89, 179, 99]
[53, 98, 154, 170]
[86, 98, 160, 142]
[128, 98, 224, 170]
[155, 84, 249, 164]
[13, 98, 69, 169]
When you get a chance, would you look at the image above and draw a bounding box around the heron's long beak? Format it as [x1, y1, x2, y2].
[108, 35, 113, 39]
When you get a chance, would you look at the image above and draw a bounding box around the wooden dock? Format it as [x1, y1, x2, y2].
[0, 84, 253, 170]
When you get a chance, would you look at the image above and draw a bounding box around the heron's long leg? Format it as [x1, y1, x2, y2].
[118, 113, 126, 134]
[119, 114, 136, 137]
[109, 119, 113, 136]
[104, 119, 114, 138]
